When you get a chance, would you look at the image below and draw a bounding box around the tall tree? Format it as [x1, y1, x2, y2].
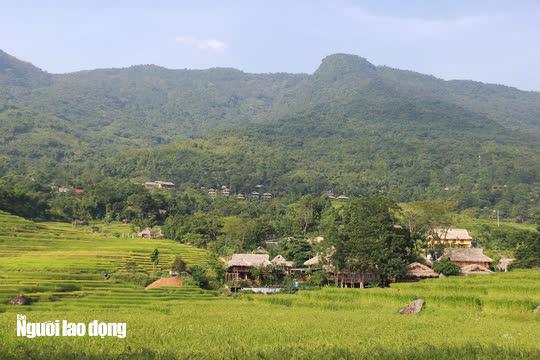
[327, 196, 415, 286]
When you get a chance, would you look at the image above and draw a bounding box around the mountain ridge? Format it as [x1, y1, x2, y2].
[0, 50, 538, 215]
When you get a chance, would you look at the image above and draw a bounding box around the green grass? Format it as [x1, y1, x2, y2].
[0, 211, 539, 359]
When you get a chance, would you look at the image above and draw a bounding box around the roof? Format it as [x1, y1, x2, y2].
[461, 264, 492, 275]
[254, 246, 268, 254]
[156, 180, 174, 185]
[145, 277, 182, 290]
[442, 248, 493, 263]
[406, 262, 439, 278]
[304, 255, 320, 266]
[228, 254, 271, 267]
[432, 228, 472, 240]
[271, 255, 294, 267]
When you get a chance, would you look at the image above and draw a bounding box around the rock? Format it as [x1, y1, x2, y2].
[534, 306, 540, 314]
[9, 295, 31, 305]
[399, 299, 425, 315]
[439, 273, 447, 278]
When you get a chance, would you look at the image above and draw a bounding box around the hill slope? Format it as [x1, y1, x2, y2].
[0, 51, 538, 213]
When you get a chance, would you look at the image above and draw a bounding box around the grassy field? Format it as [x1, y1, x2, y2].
[0, 211, 539, 359]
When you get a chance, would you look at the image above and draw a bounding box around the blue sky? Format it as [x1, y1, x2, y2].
[1, 1, 539, 90]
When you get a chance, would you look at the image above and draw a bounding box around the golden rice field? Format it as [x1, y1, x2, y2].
[0, 211, 539, 359]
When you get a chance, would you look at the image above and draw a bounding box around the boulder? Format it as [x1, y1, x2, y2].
[9, 295, 31, 305]
[399, 299, 425, 315]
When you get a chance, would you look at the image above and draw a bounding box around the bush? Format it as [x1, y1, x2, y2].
[171, 256, 189, 273]
[305, 270, 327, 287]
[433, 258, 461, 276]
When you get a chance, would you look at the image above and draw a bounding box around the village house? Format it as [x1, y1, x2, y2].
[460, 264, 493, 275]
[404, 262, 439, 279]
[429, 228, 473, 248]
[262, 192, 273, 200]
[303, 254, 379, 287]
[208, 188, 217, 197]
[441, 248, 493, 269]
[271, 255, 294, 268]
[237, 193, 245, 200]
[250, 191, 260, 200]
[138, 227, 163, 239]
[144, 181, 175, 189]
[219, 185, 231, 197]
[225, 254, 271, 282]
[325, 191, 336, 199]
[225, 253, 295, 282]
[336, 195, 349, 201]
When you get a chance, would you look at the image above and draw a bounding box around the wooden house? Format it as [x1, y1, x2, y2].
[441, 248, 493, 268]
[225, 253, 295, 282]
[336, 195, 349, 201]
[145, 181, 175, 189]
[155, 181, 175, 189]
[429, 228, 473, 248]
[302, 254, 379, 287]
[262, 192, 273, 200]
[225, 254, 271, 282]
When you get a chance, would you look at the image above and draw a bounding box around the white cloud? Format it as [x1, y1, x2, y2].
[175, 36, 227, 51]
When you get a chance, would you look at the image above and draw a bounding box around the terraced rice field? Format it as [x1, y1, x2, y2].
[0, 211, 539, 359]
[0, 211, 214, 309]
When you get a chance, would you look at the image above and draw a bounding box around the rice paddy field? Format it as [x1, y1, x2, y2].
[1, 211, 539, 359]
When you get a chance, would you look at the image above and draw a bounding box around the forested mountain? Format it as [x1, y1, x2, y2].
[0, 50, 538, 216]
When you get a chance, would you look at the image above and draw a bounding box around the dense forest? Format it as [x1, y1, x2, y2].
[0, 50, 539, 218]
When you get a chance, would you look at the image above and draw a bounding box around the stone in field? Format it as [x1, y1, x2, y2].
[399, 299, 425, 315]
[9, 295, 31, 305]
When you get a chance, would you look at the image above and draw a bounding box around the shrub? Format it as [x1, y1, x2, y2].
[171, 256, 188, 273]
[433, 258, 461, 276]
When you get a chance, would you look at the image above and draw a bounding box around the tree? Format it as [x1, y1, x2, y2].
[513, 228, 540, 268]
[433, 258, 461, 276]
[170, 256, 188, 273]
[326, 196, 415, 286]
[150, 248, 160, 272]
[276, 236, 313, 267]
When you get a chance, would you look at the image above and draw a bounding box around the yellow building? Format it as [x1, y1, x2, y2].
[428, 228, 473, 248]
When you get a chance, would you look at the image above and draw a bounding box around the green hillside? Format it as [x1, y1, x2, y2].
[0, 51, 539, 215]
[0, 211, 213, 306]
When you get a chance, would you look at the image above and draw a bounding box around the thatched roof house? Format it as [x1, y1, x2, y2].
[429, 228, 473, 248]
[405, 262, 439, 278]
[461, 264, 492, 275]
[138, 227, 163, 239]
[441, 248, 493, 268]
[304, 255, 321, 267]
[497, 257, 514, 272]
[254, 246, 268, 254]
[271, 255, 294, 267]
[145, 277, 182, 290]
